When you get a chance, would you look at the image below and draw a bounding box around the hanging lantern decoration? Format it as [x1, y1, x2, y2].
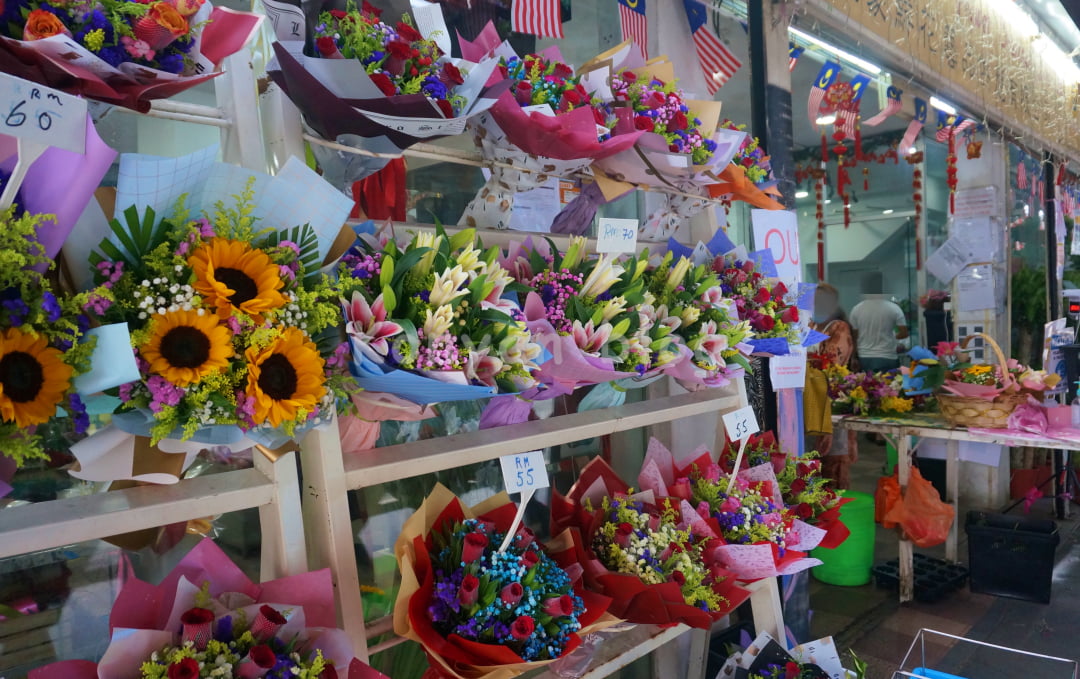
[966, 140, 983, 159]
[908, 151, 924, 270]
[946, 133, 959, 214]
[863, 166, 870, 192]
[812, 167, 827, 281]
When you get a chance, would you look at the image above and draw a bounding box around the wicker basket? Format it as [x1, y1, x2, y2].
[936, 333, 1022, 429]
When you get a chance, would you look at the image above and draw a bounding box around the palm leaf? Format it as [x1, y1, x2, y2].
[91, 206, 171, 276]
[263, 224, 321, 279]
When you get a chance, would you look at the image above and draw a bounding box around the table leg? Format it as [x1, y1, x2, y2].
[745, 578, 788, 649]
[946, 440, 959, 562]
[897, 434, 913, 603]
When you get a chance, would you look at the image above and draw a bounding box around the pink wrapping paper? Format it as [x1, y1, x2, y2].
[339, 392, 435, 453]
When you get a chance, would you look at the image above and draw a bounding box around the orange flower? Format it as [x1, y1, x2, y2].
[23, 10, 70, 41]
[133, 2, 188, 49]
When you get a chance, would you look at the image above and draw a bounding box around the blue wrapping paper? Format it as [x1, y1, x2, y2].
[667, 227, 737, 260]
[747, 337, 791, 356]
[349, 345, 500, 406]
[748, 249, 779, 277]
[802, 329, 830, 347]
[110, 409, 305, 448]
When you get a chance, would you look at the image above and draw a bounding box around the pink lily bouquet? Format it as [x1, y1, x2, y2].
[337, 225, 542, 405]
[29, 540, 386, 679]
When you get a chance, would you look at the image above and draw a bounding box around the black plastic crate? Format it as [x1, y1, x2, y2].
[966, 510, 1060, 604]
[871, 555, 968, 602]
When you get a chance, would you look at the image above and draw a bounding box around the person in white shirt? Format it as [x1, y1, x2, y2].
[849, 272, 909, 372]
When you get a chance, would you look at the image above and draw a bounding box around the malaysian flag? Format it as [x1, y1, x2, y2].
[864, 85, 902, 127]
[511, 0, 564, 39]
[934, 112, 975, 142]
[1017, 160, 1028, 190]
[808, 60, 841, 126]
[684, 0, 741, 95]
[788, 42, 804, 71]
[618, 0, 648, 60]
[899, 97, 927, 153]
[837, 73, 871, 140]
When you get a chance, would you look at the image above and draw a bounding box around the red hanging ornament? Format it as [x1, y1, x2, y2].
[946, 133, 959, 214]
[907, 151, 924, 270]
[814, 169, 826, 281]
[863, 166, 870, 192]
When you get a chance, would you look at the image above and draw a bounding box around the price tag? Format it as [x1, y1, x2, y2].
[722, 405, 759, 442]
[0, 72, 86, 153]
[500, 450, 549, 494]
[596, 218, 638, 254]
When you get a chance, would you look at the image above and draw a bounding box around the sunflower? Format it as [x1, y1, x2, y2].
[189, 238, 286, 321]
[142, 309, 233, 386]
[245, 327, 326, 428]
[0, 327, 72, 427]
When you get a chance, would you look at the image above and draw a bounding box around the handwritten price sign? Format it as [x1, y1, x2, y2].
[596, 217, 638, 254]
[500, 450, 549, 494]
[0, 72, 86, 153]
[722, 405, 760, 442]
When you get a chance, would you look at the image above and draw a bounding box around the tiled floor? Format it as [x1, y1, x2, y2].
[806, 435, 1080, 678]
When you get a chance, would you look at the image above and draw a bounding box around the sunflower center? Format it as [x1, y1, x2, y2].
[160, 326, 212, 368]
[258, 354, 298, 400]
[216, 267, 259, 306]
[0, 351, 44, 403]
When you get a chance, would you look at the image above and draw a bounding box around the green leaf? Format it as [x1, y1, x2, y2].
[399, 317, 418, 351]
[611, 317, 631, 338]
[382, 285, 397, 314]
[380, 255, 395, 289]
[391, 247, 429, 288]
[477, 308, 514, 324]
[731, 353, 752, 372]
[449, 228, 476, 251]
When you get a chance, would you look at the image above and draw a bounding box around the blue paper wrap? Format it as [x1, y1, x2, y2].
[747, 337, 792, 356]
[349, 345, 499, 406]
[111, 409, 303, 449]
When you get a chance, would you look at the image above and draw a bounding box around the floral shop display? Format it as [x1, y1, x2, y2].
[28, 539, 386, 679]
[824, 363, 919, 417]
[712, 254, 802, 355]
[457, 43, 645, 231]
[337, 224, 542, 408]
[0, 0, 262, 111]
[635, 438, 826, 581]
[551, 457, 751, 628]
[270, 2, 503, 187]
[717, 631, 857, 679]
[393, 483, 615, 679]
[707, 122, 785, 211]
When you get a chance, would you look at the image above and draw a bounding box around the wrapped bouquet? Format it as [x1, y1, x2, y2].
[337, 225, 542, 405]
[29, 539, 385, 679]
[551, 457, 750, 628]
[394, 484, 614, 679]
[270, 2, 502, 187]
[0, 0, 261, 110]
[707, 122, 784, 210]
[826, 365, 914, 416]
[711, 254, 801, 354]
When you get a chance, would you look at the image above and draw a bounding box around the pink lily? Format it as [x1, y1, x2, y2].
[465, 347, 504, 387]
[342, 291, 402, 358]
[571, 320, 613, 356]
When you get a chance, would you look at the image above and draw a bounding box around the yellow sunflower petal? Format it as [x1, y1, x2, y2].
[141, 309, 233, 387]
[189, 238, 287, 322]
[245, 327, 326, 428]
[0, 327, 73, 428]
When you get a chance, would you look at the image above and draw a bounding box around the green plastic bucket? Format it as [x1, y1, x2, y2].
[811, 490, 875, 586]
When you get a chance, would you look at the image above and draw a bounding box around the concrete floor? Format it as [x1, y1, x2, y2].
[807, 436, 1080, 679]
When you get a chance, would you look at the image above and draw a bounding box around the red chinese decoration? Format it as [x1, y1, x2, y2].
[946, 133, 959, 214]
[863, 166, 870, 192]
[813, 167, 826, 281]
[907, 151, 924, 270]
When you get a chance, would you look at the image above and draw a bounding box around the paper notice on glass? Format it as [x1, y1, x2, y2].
[956, 265, 995, 312]
[481, 170, 560, 232]
[925, 236, 974, 283]
[953, 185, 998, 219]
[953, 216, 998, 262]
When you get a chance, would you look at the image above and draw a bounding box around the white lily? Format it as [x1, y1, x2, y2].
[429, 265, 469, 306]
[423, 304, 455, 338]
[665, 255, 693, 290]
[680, 305, 701, 326]
[414, 232, 443, 276]
[580, 255, 624, 299]
[457, 245, 484, 276]
[600, 295, 629, 322]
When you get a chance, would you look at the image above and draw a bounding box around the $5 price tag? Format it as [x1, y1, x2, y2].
[500, 450, 549, 494]
[722, 406, 759, 442]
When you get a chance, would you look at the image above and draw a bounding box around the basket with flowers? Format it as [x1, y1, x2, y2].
[0, 0, 260, 110]
[270, 1, 501, 187]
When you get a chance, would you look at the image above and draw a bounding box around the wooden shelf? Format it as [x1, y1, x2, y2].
[343, 386, 744, 489]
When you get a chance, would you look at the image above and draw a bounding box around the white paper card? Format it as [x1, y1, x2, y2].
[261, 0, 304, 40]
[500, 450, 549, 494]
[357, 109, 467, 137]
[925, 236, 974, 283]
[722, 405, 759, 441]
[690, 241, 712, 266]
[751, 209, 802, 286]
[953, 216, 997, 262]
[596, 218, 639, 253]
[0, 72, 87, 153]
[410, 0, 451, 56]
[769, 346, 807, 389]
[956, 264, 995, 312]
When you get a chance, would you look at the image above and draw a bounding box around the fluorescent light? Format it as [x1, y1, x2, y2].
[795, 190, 809, 198]
[882, 209, 894, 215]
[985, 0, 1039, 38]
[815, 114, 837, 125]
[930, 96, 957, 115]
[824, 199, 832, 204]
[789, 27, 883, 74]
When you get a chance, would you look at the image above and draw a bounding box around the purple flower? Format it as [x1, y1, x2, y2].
[69, 394, 89, 435]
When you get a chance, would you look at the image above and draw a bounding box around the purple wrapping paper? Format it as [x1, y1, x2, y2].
[0, 454, 14, 499]
[0, 114, 116, 269]
[478, 395, 534, 429]
[550, 181, 631, 235]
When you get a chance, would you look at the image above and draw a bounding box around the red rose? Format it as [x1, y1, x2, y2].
[435, 99, 453, 118]
[395, 21, 423, 42]
[369, 72, 397, 96]
[258, 604, 287, 626]
[386, 39, 412, 60]
[635, 115, 654, 131]
[458, 574, 480, 607]
[440, 62, 464, 86]
[542, 594, 575, 617]
[621, 70, 637, 82]
[552, 61, 574, 79]
[796, 503, 814, 519]
[521, 550, 539, 568]
[742, 156, 754, 167]
[510, 615, 535, 640]
[167, 658, 200, 679]
[315, 35, 338, 57]
[514, 81, 534, 106]
[180, 607, 214, 625]
[667, 111, 688, 132]
[328, 9, 346, 19]
[249, 644, 276, 669]
[524, 56, 542, 72]
[771, 282, 787, 299]
[781, 306, 799, 324]
[671, 570, 686, 586]
[360, 0, 381, 17]
[592, 107, 606, 126]
[462, 532, 488, 563]
[790, 478, 807, 494]
[785, 661, 802, 679]
[561, 89, 582, 108]
[755, 315, 776, 332]
[754, 287, 772, 305]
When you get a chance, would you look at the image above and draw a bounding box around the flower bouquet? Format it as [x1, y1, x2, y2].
[705, 122, 784, 211]
[337, 225, 542, 406]
[393, 483, 615, 679]
[457, 38, 646, 230]
[551, 457, 750, 628]
[269, 2, 504, 188]
[636, 438, 824, 581]
[29, 539, 386, 679]
[717, 632, 840, 679]
[0, 206, 129, 469]
[0, 0, 262, 111]
[77, 180, 350, 467]
[825, 365, 914, 416]
[711, 254, 801, 355]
